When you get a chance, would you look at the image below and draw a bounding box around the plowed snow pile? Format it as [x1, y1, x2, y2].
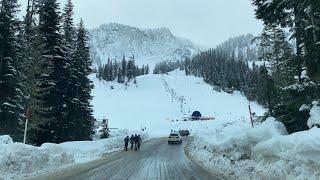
[188, 117, 320, 179]
[0, 132, 148, 179]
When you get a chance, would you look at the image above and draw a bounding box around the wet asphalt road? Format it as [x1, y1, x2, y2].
[28, 138, 224, 180]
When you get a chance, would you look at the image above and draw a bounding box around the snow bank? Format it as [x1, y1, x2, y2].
[188, 118, 320, 179]
[0, 131, 148, 179]
[0, 135, 13, 144]
[254, 128, 320, 179]
[42, 131, 148, 163]
[307, 104, 320, 128]
[0, 139, 74, 180]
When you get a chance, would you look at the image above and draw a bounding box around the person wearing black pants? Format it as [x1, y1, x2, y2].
[129, 135, 134, 150]
[124, 136, 129, 151]
[137, 135, 142, 150]
[134, 134, 138, 151]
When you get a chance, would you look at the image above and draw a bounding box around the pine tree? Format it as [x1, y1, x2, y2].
[71, 19, 94, 140]
[61, 0, 80, 141]
[21, 0, 49, 143]
[126, 59, 135, 80]
[121, 56, 127, 80]
[0, 0, 25, 141]
[252, 0, 320, 133]
[146, 65, 150, 74]
[34, 0, 72, 145]
[62, 0, 75, 47]
[117, 69, 124, 83]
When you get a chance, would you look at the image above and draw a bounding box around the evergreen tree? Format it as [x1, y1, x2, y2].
[0, 0, 25, 141]
[61, 0, 81, 141]
[34, 0, 71, 145]
[126, 59, 135, 80]
[21, 0, 48, 143]
[146, 65, 150, 74]
[251, 0, 320, 133]
[121, 56, 127, 79]
[71, 19, 94, 140]
[62, 0, 75, 47]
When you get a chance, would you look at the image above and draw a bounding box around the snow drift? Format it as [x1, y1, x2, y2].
[188, 117, 320, 179]
[0, 137, 74, 179]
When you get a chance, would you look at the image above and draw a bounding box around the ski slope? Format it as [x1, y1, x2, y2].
[91, 70, 265, 137]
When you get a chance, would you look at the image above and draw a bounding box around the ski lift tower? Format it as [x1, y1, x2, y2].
[179, 96, 185, 113]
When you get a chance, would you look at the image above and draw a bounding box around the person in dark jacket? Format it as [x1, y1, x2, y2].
[129, 135, 134, 150]
[134, 134, 138, 151]
[124, 136, 129, 151]
[137, 135, 142, 150]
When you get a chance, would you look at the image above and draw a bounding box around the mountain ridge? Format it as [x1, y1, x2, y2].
[89, 23, 200, 68]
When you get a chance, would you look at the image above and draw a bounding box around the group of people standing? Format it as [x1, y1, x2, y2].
[124, 134, 142, 151]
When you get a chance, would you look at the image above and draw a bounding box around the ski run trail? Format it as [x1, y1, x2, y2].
[91, 69, 265, 137]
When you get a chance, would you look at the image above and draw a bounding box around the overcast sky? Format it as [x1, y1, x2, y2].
[18, 0, 263, 48]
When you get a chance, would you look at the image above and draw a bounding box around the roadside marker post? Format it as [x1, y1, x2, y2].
[23, 108, 30, 144]
[248, 102, 254, 128]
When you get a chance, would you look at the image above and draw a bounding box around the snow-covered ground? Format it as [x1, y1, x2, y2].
[91, 69, 265, 137]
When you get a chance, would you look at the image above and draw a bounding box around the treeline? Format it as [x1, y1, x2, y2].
[0, 0, 94, 145]
[185, 0, 320, 133]
[153, 60, 184, 74]
[97, 56, 149, 83]
[185, 50, 274, 103]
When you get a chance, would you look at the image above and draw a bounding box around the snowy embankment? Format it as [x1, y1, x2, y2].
[0, 131, 148, 179]
[188, 117, 320, 179]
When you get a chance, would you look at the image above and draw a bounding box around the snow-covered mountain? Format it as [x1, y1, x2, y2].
[216, 34, 259, 62]
[89, 23, 199, 68]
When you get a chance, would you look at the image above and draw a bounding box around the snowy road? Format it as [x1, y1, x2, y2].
[28, 138, 224, 180]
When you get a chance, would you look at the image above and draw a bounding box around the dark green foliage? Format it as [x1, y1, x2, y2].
[185, 48, 252, 93]
[21, 0, 47, 144]
[68, 19, 95, 141]
[251, 0, 320, 133]
[0, 0, 25, 141]
[0, 0, 96, 145]
[153, 60, 184, 74]
[97, 56, 148, 83]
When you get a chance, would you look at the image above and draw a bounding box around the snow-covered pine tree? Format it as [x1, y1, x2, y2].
[126, 59, 135, 81]
[121, 56, 127, 79]
[113, 60, 119, 81]
[117, 69, 124, 83]
[251, 0, 320, 133]
[62, 0, 75, 48]
[34, 0, 72, 145]
[71, 19, 95, 140]
[61, 0, 83, 141]
[20, 0, 50, 144]
[0, 0, 25, 141]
